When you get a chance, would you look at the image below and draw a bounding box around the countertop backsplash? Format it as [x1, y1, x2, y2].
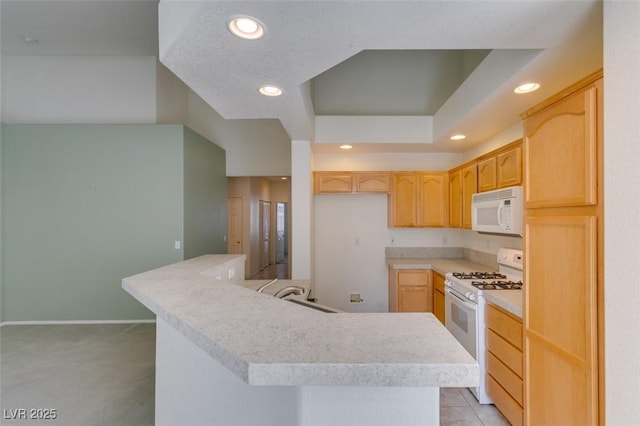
[385, 246, 499, 270]
[385, 246, 463, 259]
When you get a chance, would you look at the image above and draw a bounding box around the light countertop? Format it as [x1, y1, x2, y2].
[386, 257, 523, 318]
[123, 254, 478, 388]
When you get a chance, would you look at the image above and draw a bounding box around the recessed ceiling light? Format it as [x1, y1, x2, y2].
[339, 144, 353, 150]
[228, 16, 264, 40]
[280, 177, 288, 180]
[450, 134, 466, 141]
[514, 82, 541, 94]
[22, 36, 38, 44]
[258, 85, 282, 97]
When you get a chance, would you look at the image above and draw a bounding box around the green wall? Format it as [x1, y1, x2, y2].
[182, 127, 227, 259]
[1, 124, 226, 322]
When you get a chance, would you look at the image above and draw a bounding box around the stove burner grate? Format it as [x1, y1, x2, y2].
[452, 271, 507, 280]
[471, 280, 523, 290]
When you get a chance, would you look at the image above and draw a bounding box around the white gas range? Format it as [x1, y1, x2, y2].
[444, 248, 523, 404]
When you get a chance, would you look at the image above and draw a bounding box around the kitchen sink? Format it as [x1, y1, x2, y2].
[286, 298, 342, 313]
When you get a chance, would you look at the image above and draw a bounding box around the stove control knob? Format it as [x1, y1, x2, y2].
[467, 292, 475, 301]
[445, 281, 452, 287]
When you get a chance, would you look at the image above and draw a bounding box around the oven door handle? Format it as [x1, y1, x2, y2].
[445, 289, 477, 311]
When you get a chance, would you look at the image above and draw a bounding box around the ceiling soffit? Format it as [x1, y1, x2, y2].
[159, 0, 601, 149]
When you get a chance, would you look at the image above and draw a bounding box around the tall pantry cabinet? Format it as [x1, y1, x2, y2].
[521, 70, 603, 426]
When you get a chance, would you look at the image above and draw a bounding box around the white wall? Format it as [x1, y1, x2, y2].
[156, 60, 188, 125]
[314, 195, 390, 312]
[604, 2, 640, 424]
[186, 92, 292, 177]
[314, 152, 462, 171]
[1, 56, 157, 123]
[291, 140, 313, 280]
[462, 121, 523, 162]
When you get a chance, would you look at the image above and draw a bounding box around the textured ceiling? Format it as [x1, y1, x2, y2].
[0, 0, 159, 56]
[158, 0, 603, 150]
[1, 0, 603, 153]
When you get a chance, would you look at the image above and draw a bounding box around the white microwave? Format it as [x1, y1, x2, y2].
[471, 186, 523, 236]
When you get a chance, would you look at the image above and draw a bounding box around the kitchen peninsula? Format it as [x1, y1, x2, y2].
[123, 254, 478, 426]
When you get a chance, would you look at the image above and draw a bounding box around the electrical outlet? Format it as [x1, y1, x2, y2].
[228, 268, 235, 279]
[349, 293, 364, 303]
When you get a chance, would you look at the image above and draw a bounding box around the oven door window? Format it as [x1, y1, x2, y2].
[451, 303, 471, 333]
[445, 289, 477, 359]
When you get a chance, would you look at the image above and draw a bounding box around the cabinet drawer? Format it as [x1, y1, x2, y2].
[486, 304, 523, 350]
[488, 352, 523, 404]
[396, 270, 429, 286]
[487, 329, 523, 377]
[487, 375, 523, 426]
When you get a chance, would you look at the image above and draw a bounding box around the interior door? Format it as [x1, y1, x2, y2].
[259, 200, 271, 270]
[227, 197, 243, 254]
[275, 202, 286, 263]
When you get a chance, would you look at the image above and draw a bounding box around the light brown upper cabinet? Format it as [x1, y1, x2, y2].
[314, 172, 390, 194]
[355, 173, 391, 193]
[314, 172, 353, 194]
[523, 82, 597, 208]
[522, 70, 603, 426]
[496, 145, 522, 188]
[477, 157, 497, 192]
[449, 170, 462, 227]
[389, 172, 448, 228]
[476, 141, 523, 193]
[448, 163, 476, 229]
[461, 164, 477, 229]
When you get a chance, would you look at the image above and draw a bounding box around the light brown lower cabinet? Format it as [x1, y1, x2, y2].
[433, 272, 445, 324]
[388, 269, 433, 313]
[486, 304, 523, 426]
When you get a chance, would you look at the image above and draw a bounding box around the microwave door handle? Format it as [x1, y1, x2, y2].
[497, 201, 505, 229]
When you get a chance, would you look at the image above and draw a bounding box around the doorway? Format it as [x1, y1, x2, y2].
[227, 197, 243, 254]
[276, 202, 287, 264]
[259, 200, 271, 271]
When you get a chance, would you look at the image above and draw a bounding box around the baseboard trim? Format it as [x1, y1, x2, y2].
[0, 319, 156, 327]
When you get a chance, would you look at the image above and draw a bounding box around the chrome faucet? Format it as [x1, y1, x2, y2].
[256, 278, 278, 293]
[273, 286, 305, 299]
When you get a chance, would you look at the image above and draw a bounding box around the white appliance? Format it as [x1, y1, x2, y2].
[471, 186, 523, 236]
[444, 248, 523, 404]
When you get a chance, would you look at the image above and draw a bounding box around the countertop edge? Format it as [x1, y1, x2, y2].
[123, 255, 479, 388]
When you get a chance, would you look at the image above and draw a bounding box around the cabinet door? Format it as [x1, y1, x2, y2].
[497, 146, 522, 188]
[355, 173, 390, 193]
[419, 173, 448, 227]
[395, 270, 432, 312]
[461, 165, 477, 229]
[524, 84, 597, 207]
[524, 215, 598, 426]
[433, 273, 445, 324]
[449, 170, 462, 228]
[477, 157, 497, 192]
[398, 286, 431, 312]
[390, 174, 419, 227]
[315, 173, 353, 193]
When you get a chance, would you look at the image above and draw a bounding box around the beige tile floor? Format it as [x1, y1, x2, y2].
[440, 387, 510, 426]
[1, 324, 510, 426]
